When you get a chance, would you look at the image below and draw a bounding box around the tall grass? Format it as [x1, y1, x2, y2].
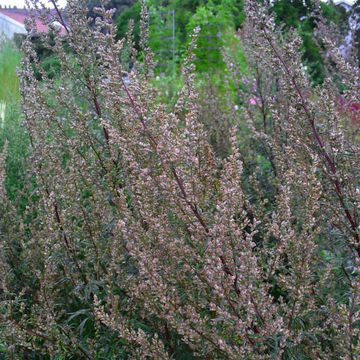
[0, 42, 21, 101]
[0, 42, 26, 358]
[0, 43, 28, 200]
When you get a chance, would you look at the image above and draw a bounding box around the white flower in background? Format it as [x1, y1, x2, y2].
[0, 102, 6, 129]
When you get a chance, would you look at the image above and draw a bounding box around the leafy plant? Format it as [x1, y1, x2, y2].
[0, 1, 359, 359]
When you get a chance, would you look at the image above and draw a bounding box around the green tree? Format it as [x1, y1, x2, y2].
[115, 0, 244, 59]
[116, 2, 141, 46]
[187, 1, 242, 72]
[272, 0, 347, 84]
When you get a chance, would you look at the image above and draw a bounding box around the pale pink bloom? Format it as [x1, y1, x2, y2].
[249, 97, 258, 105]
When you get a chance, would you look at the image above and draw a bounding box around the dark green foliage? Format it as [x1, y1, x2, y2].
[276, 0, 357, 83]
[40, 54, 61, 79]
[271, 0, 323, 83]
[116, 2, 141, 46]
[272, 0, 311, 28]
[187, 2, 241, 72]
[115, 0, 245, 72]
[271, 0, 348, 84]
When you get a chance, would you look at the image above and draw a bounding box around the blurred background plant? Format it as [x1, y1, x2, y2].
[0, 42, 29, 201]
